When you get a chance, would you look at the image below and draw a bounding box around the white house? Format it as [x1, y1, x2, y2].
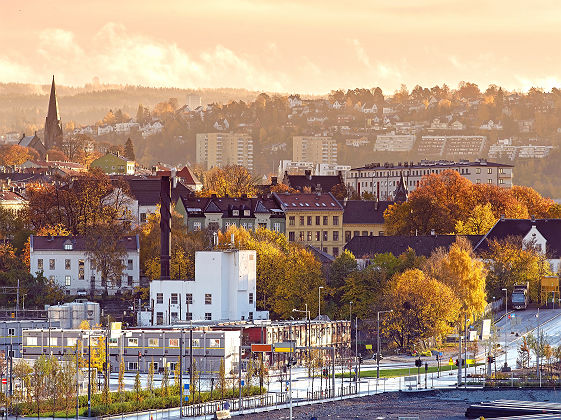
[149, 250, 269, 325]
[29, 235, 140, 296]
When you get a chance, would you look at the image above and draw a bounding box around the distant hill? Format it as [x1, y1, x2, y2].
[0, 83, 268, 132]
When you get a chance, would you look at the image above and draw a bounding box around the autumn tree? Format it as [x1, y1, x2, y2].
[199, 165, 257, 197]
[424, 237, 487, 321]
[381, 269, 460, 349]
[0, 145, 38, 167]
[455, 203, 496, 235]
[483, 236, 552, 302]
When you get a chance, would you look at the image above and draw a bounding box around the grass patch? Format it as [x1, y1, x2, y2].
[335, 363, 483, 378]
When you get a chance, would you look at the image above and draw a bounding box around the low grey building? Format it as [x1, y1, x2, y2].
[0, 320, 59, 357]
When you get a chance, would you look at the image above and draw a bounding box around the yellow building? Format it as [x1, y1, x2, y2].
[292, 136, 337, 165]
[342, 200, 391, 243]
[273, 192, 344, 257]
[196, 132, 254, 170]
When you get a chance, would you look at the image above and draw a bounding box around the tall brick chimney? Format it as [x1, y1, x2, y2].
[160, 174, 171, 280]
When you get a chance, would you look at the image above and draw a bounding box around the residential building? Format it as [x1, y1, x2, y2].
[345, 137, 370, 147]
[0, 189, 27, 217]
[374, 134, 416, 152]
[518, 145, 554, 159]
[342, 200, 392, 242]
[416, 135, 446, 156]
[282, 170, 345, 193]
[345, 234, 483, 267]
[90, 152, 135, 175]
[196, 132, 254, 170]
[473, 218, 561, 273]
[292, 136, 337, 165]
[29, 235, 140, 296]
[187, 94, 202, 109]
[273, 192, 344, 256]
[315, 163, 351, 176]
[346, 159, 513, 199]
[21, 327, 240, 376]
[149, 250, 268, 324]
[418, 135, 486, 157]
[277, 160, 315, 177]
[176, 194, 285, 233]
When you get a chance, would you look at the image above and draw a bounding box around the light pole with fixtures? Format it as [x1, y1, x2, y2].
[318, 286, 324, 319]
[502, 288, 508, 367]
[377, 310, 393, 379]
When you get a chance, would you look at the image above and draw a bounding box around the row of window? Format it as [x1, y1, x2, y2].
[60, 274, 134, 287]
[38, 258, 134, 271]
[344, 231, 384, 241]
[25, 335, 222, 348]
[289, 215, 339, 227]
[351, 167, 505, 178]
[288, 230, 340, 242]
[156, 292, 254, 306]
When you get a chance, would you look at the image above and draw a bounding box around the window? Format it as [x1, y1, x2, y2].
[488, 179, 493, 184]
[65, 259, 71, 270]
[140, 213, 147, 223]
[67, 337, 77, 347]
[289, 216, 295, 226]
[249, 311, 254, 320]
[193, 221, 201, 231]
[65, 275, 71, 286]
[205, 294, 212, 304]
[299, 231, 305, 241]
[345, 231, 351, 242]
[49, 259, 55, 270]
[37, 259, 43, 270]
[128, 276, 133, 286]
[171, 293, 178, 305]
[299, 216, 305, 226]
[476, 168, 481, 174]
[487, 168, 492, 174]
[307, 231, 312, 241]
[333, 231, 339, 241]
[127, 259, 133, 270]
[156, 293, 163, 304]
[156, 312, 164, 325]
[499, 179, 504, 184]
[244, 209, 250, 216]
[322, 231, 328, 241]
[192, 338, 201, 347]
[307, 216, 312, 225]
[249, 292, 254, 304]
[315, 216, 320, 225]
[148, 338, 159, 347]
[64, 242, 73, 250]
[288, 232, 295, 241]
[333, 216, 339, 226]
[78, 260, 84, 280]
[232, 209, 239, 216]
[26, 336, 37, 346]
[186, 293, 193, 304]
[128, 338, 138, 346]
[209, 338, 221, 348]
[273, 222, 281, 232]
[499, 168, 504, 174]
[476, 179, 481, 184]
[316, 231, 321, 241]
[205, 313, 212, 320]
[8, 328, 15, 336]
[109, 337, 118, 347]
[186, 312, 193, 321]
[171, 311, 178, 321]
[128, 362, 138, 370]
[362, 231, 368, 236]
[323, 216, 328, 225]
[168, 338, 179, 347]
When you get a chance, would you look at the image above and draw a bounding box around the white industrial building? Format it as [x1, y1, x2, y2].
[149, 250, 269, 325]
[29, 235, 140, 296]
[47, 300, 100, 329]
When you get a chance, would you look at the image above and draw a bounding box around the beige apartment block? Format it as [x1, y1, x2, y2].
[293, 136, 337, 165]
[196, 132, 254, 170]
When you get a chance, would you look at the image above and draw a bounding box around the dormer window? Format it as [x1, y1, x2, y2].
[232, 210, 239, 216]
[64, 241, 73, 251]
[244, 210, 250, 216]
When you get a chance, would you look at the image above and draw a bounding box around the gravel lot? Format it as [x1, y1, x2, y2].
[239, 388, 561, 419]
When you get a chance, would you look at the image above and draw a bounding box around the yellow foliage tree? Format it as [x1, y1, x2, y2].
[381, 269, 460, 349]
[455, 203, 497, 235]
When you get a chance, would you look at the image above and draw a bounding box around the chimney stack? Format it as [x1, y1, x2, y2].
[160, 174, 171, 280]
[305, 169, 312, 180]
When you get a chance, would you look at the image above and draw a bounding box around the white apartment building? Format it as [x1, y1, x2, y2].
[29, 235, 140, 296]
[315, 163, 351, 176]
[418, 135, 487, 157]
[149, 250, 268, 325]
[374, 134, 416, 152]
[292, 136, 337, 165]
[196, 132, 254, 170]
[346, 159, 513, 200]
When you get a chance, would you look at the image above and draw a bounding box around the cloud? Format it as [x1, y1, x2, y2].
[0, 23, 288, 91]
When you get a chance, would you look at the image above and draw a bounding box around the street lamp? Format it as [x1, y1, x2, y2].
[502, 288, 508, 367]
[376, 310, 393, 379]
[318, 287, 324, 319]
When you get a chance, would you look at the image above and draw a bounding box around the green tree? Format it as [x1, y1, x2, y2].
[124, 138, 135, 161]
[118, 357, 125, 393]
[161, 365, 170, 397]
[147, 359, 155, 392]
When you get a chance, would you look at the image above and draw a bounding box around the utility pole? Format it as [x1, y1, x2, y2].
[464, 314, 468, 390]
[76, 341, 79, 420]
[88, 332, 91, 418]
[289, 321, 293, 420]
[536, 308, 540, 379]
[238, 328, 242, 414]
[457, 319, 462, 387]
[502, 288, 508, 368]
[179, 328, 183, 417]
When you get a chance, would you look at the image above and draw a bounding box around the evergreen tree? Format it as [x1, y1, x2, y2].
[124, 138, 135, 161]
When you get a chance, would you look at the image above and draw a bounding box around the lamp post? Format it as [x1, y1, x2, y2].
[502, 288, 508, 367]
[318, 287, 324, 319]
[376, 310, 393, 379]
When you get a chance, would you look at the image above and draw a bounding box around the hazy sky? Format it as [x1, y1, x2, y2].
[2, 0, 561, 94]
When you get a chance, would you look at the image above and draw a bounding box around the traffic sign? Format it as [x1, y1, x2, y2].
[274, 342, 295, 353]
[184, 396, 188, 402]
[365, 344, 372, 350]
[241, 380, 245, 386]
[448, 358, 454, 366]
[184, 383, 189, 390]
[251, 344, 272, 352]
[1, 378, 6, 385]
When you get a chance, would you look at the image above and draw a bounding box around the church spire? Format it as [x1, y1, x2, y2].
[44, 75, 63, 149]
[393, 171, 409, 203]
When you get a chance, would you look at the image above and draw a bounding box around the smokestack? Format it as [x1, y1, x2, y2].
[160, 174, 171, 280]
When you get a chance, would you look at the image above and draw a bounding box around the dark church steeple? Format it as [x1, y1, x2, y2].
[393, 171, 409, 203]
[44, 75, 63, 150]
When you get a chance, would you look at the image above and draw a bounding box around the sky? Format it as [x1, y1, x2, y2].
[1, 0, 561, 95]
